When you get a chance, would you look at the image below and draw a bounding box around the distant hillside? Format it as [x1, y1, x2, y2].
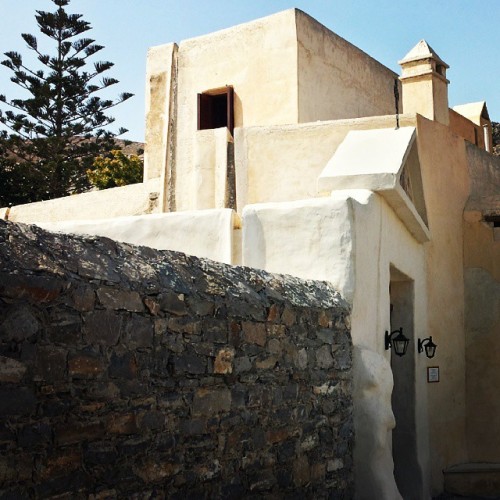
[2, 138, 144, 162]
[113, 139, 144, 159]
[493, 122, 500, 157]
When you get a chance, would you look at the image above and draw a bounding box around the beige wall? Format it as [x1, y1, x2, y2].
[157, 9, 406, 212]
[463, 212, 500, 462]
[432, 77, 450, 125]
[39, 209, 239, 265]
[402, 78, 435, 123]
[242, 196, 356, 298]
[235, 114, 416, 211]
[5, 178, 162, 224]
[449, 109, 485, 149]
[463, 145, 500, 462]
[173, 10, 299, 211]
[144, 43, 177, 182]
[296, 10, 400, 123]
[452, 104, 493, 153]
[193, 128, 233, 210]
[416, 115, 470, 493]
[401, 75, 449, 126]
[464, 144, 500, 214]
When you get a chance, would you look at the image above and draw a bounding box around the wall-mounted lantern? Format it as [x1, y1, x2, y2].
[385, 327, 410, 357]
[418, 336, 437, 359]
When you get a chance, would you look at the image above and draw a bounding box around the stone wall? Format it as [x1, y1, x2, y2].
[0, 220, 353, 498]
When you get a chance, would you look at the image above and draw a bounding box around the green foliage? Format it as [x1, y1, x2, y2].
[0, 0, 133, 205]
[492, 121, 500, 157]
[87, 149, 143, 190]
[0, 144, 47, 207]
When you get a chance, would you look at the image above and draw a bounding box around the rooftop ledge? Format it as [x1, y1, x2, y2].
[318, 127, 430, 243]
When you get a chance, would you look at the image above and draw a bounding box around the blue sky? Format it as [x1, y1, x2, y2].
[0, 0, 499, 141]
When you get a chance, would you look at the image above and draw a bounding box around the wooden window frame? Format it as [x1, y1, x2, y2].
[197, 86, 234, 135]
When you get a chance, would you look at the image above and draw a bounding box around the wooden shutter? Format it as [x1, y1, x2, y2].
[197, 92, 213, 131]
[226, 86, 234, 135]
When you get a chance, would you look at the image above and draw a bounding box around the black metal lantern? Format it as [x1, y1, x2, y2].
[418, 336, 437, 359]
[385, 327, 410, 357]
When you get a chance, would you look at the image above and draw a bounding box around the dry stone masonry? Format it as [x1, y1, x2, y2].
[0, 220, 353, 498]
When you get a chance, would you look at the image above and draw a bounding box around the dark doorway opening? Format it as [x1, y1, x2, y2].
[390, 266, 423, 499]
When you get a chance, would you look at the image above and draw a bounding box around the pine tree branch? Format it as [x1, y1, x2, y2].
[18, 63, 47, 83]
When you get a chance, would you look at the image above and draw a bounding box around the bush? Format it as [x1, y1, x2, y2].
[87, 150, 143, 190]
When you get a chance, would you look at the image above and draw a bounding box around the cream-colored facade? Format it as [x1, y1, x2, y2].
[4, 9, 499, 499]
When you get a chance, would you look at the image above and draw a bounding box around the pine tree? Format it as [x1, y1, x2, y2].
[0, 0, 133, 205]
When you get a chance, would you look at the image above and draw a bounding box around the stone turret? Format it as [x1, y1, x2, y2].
[399, 40, 450, 125]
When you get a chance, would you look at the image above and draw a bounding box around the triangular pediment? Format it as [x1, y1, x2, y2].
[318, 127, 430, 242]
[398, 39, 448, 68]
[453, 101, 490, 125]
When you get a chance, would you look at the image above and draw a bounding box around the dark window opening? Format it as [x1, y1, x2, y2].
[436, 64, 446, 77]
[484, 215, 500, 227]
[197, 86, 234, 135]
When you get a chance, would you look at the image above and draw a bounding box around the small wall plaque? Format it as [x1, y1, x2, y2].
[427, 366, 439, 383]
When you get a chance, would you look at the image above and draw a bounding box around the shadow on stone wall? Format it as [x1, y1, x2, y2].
[0, 220, 353, 498]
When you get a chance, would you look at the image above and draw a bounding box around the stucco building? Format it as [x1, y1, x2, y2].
[3, 9, 499, 499]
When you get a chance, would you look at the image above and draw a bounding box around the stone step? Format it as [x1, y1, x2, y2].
[443, 463, 500, 498]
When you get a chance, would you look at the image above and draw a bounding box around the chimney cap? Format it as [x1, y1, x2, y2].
[398, 39, 449, 68]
